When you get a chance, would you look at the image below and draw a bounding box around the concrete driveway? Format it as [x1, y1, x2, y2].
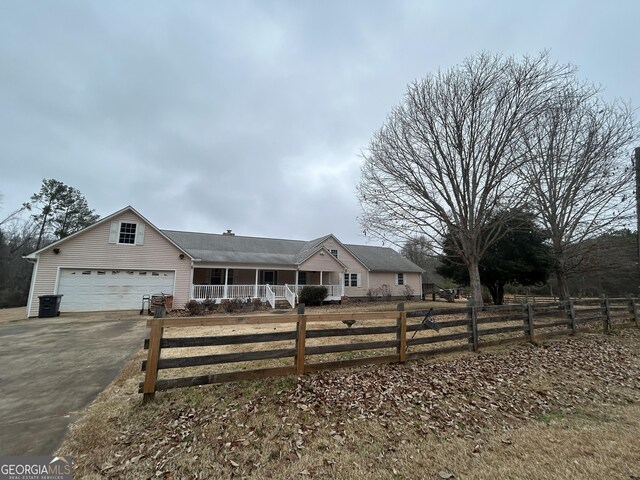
[0, 309, 147, 455]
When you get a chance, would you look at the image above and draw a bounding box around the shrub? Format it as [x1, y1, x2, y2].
[184, 300, 204, 316]
[251, 298, 264, 311]
[378, 284, 392, 301]
[219, 298, 245, 313]
[404, 284, 415, 300]
[366, 289, 376, 302]
[202, 298, 216, 312]
[298, 286, 328, 306]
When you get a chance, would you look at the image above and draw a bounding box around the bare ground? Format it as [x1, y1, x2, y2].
[58, 322, 640, 479]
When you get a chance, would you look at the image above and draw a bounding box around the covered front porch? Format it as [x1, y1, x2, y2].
[191, 267, 344, 308]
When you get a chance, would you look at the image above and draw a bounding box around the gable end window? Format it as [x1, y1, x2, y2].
[396, 273, 405, 286]
[330, 249, 339, 258]
[119, 222, 137, 244]
[109, 221, 145, 245]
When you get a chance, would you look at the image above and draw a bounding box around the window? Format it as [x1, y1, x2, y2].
[344, 273, 359, 287]
[397, 273, 404, 286]
[330, 249, 339, 258]
[118, 222, 137, 244]
[109, 221, 144, 245]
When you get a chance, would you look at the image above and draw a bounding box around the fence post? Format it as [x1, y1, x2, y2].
[602, 296, 612, 334]
[632, 298, 640, 328]
[568, 299, 577, 335]
[525, 303, 535, 343]
[295, 303, 306, 375]
[465, 299, 475, 349]
[470, 306, 478, 352]
[143, 319, 163, 403]
[396, 303, 406, 362]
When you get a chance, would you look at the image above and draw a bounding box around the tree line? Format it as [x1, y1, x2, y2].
[0, 179, 98, 308]
[359, 51, 638, 305]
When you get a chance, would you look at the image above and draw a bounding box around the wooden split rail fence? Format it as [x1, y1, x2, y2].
[141, 297, 640, 402]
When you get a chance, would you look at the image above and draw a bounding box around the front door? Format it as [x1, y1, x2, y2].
[262, 271, 276, 284]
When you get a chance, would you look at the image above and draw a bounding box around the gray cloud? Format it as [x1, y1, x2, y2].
[1, 0, 638, 244]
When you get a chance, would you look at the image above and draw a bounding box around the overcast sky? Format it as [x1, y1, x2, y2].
[1, 1, 638, 245]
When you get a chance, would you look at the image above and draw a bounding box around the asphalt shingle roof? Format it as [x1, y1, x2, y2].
[162, 230, 423, 272]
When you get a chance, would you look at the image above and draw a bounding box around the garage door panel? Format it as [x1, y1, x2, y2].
[57, 269, 174, 312]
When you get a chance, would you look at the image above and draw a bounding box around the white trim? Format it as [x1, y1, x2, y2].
[26, 259, 39, 317]
[115, 221, 139, 246]
[54, 266, 61, 294]
[254, 269, 259, 298]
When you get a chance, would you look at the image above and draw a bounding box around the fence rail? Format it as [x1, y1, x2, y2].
[140, 297, 640, 402]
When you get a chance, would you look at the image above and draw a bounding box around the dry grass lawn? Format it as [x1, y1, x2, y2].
[57, 299, 640, 480]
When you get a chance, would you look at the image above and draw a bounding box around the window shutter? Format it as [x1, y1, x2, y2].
[108, 222, 118, 244]
[135, 224, 145, 245]
[357, 274, 361, 288]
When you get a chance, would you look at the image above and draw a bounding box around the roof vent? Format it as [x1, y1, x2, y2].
[223, 229, 235, 236]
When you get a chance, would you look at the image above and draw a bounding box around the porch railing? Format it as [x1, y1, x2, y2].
[265, 284, 276, 308]
[191, 284, 344, 302]
[193, 285, 258, 300]
[284, 284, 296, 308]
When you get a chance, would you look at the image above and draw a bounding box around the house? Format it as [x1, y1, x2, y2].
[24, 206, 423, 316]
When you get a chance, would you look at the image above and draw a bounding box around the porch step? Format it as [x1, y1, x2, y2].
[274, 299, 292, 309]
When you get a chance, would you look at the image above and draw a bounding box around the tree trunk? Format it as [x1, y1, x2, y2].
[467, 261, 483, 306]
[555, 269, 570, 301]
[35, 208, 50, 250]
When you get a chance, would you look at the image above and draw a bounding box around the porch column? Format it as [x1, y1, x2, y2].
[320, 271, 323, 286]
[295, 270, 299, 291]
[224, 268, 229, 298]
[189, 265, 194, 300]
[254, 269, 259, 298]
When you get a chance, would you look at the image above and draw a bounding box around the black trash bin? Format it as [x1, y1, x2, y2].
[38, 294, 63, 318]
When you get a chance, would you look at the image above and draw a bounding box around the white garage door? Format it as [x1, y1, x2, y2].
[57, 268, 175, 312]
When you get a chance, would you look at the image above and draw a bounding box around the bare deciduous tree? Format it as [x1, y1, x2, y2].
[520, 84, 637, 299]
[357, 52, 572, 305]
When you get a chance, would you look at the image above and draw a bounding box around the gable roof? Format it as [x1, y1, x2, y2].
[297, 246, 349, 270]
[344, 244, 424, 272]
[162, 230, 423, 272]
[24, 206, 194, 260]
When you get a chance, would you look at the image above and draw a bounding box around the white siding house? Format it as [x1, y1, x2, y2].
[25, 206, 423, 316]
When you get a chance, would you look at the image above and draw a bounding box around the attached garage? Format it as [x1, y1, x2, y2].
[57, 268, 175, 312]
